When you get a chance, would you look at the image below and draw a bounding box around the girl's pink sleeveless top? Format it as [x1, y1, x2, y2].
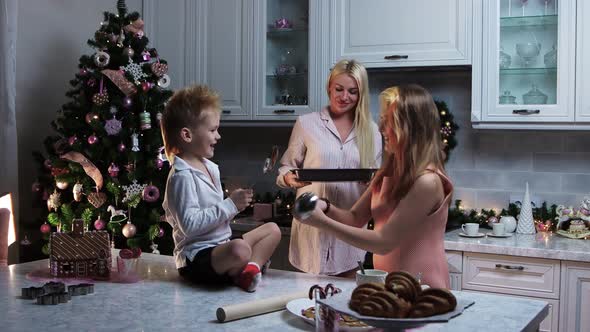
[370, 169, 453, 288]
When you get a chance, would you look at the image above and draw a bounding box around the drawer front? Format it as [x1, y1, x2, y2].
[462, 290, 558, 332]
[462, 253, 560, 299]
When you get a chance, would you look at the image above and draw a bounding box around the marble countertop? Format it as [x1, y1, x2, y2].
[1, 251, 548, 331]
[445, 229, 590, 262]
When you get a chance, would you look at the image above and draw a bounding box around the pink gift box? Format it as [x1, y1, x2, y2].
[253, 203, 273, 221]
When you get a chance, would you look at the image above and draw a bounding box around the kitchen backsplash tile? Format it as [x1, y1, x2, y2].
[215, 70, 590, 209]
[561, 174, 590, 194]
[533, 153, 590, 173]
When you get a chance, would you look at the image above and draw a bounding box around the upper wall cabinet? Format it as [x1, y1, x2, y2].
[252, 0, 321, 120]
[576, 0, 590, 122]
[471, 0, 590, 129]
[329, 0, 473, 68]
[203, 0, 252, 121]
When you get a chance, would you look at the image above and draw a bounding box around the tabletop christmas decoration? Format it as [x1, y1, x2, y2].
[32, 0, 173, 256]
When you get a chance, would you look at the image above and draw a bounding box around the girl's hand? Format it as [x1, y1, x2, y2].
[230, 188, 253, 211]
[297, 204, 326, 227]
[284, 172, 311, 189]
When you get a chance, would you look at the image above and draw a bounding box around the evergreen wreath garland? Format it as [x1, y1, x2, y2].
[435, 101, 459, 161]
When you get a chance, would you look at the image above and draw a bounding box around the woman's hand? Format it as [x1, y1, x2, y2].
[283, 172, 311, 189]
[297, 203, 327, 228]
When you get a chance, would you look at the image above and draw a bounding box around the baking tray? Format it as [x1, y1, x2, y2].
[291, 168, 378, 182]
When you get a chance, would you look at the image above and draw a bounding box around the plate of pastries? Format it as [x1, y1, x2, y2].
[286, 283, 370, 329]
[316, 271, 474, 329]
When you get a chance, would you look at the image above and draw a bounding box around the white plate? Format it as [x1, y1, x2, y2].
[458, 232, 486, 238]
[285, 298, 371, 330]
[486, 232, 513, 238]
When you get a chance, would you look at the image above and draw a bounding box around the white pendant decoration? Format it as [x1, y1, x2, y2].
[516, 182, 536, 234]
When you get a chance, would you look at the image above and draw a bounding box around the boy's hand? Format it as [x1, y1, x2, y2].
[230, 189, 253, 211]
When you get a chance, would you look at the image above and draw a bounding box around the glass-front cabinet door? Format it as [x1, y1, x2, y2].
[253, 0, 319, 119]
[481, 0, 575, 122]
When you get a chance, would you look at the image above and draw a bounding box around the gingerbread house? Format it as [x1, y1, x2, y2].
[49, 219, 111, 279]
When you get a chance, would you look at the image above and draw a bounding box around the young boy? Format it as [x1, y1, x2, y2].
[161, 85, 281, 292]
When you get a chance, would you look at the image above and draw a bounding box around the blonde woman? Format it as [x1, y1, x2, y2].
[297, 84, 452, 288]
[276, 59, 382, 277]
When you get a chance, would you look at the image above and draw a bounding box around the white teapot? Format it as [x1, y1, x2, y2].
[500, 216, 517, 233]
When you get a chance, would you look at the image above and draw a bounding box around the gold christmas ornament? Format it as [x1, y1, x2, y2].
[122, 221, 137, 238]
[56, 181, 69, 190]
[73, 183, 84, 202]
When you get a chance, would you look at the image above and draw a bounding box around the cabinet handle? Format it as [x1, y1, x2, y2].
[273, 109, 295, 114]
[512, 109, 540, 115]
[384, 55, 409, 60]
[495, 263, 525, 271]
[222, 110, 231, 114]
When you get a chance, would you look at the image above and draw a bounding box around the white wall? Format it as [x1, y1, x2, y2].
[15, 0, 142, 245]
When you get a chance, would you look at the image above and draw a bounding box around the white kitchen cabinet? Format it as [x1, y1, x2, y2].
[446, 250, 463, 290]
[203, 0, 252, 121]
[575, 0, 590, 122]
[559, 261, 590, 332]
[252, 0, 321, 120]
[471, 0, 590, 129]
[328, 0, 472, 68]
[459, 252, 561, 331]
[148, 0, 321, 122]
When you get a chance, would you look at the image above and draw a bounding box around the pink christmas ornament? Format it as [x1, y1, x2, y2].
[79, 68, 88, 76]
[117, 143, 126, 152]
[155, 158, 164, 170]
[94, 217, 106, 230]
[141, 81, 152, 92]
[40, 223, 51, 234]
[158, 227, 164, 238]
[108, 162, 120, 177]
[141, 51, 151, 62]
[68, 136, 78, 146]
[142, 185, 160, 202]
[88, 135, 98, 145]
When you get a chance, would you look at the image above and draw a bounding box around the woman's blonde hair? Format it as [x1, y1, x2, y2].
[160, 85, 220, 162]
[326, 59, 376, 168]
[374, 84, 446, 202]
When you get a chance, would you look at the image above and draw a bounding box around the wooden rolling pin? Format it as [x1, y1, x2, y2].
[216, 290, 308, 322]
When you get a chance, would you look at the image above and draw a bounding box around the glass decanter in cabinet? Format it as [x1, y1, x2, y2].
[479, 0, 575, 123]
[253, 0, 319, 119]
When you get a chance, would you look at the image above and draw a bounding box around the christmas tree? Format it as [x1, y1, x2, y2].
[32, 0, 173, 255]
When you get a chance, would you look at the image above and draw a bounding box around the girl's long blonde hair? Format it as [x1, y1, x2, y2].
[374, 84, 446, 202]
[326, 59, 376, 168]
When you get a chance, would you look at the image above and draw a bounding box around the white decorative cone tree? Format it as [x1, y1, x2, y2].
[516, 182, 536, 234]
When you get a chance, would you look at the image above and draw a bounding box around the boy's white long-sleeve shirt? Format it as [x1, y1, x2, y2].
[162, 156, 239, 268]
